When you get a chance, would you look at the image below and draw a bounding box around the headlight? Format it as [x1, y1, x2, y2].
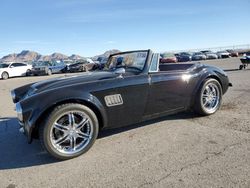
[16, 102, 23, 122]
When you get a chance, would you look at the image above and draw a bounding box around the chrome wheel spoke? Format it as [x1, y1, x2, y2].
[77, 131, 90, 140]
[70, 136, 77, 150]
[211, 87, 216, 95]
[55, 135, 69, 145]
[68, 113, 75, 126]
[54, 122, 69, 132]
[202, 83, 220, 112]
[50, 110, 94, 155]
[76, 118, 89, 130]
[202, 94, 209, 98]
[205, 86, 211, 93]
[203, 99, 209, 106]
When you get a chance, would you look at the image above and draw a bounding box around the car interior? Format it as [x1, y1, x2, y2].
[159, 63, 195, 72]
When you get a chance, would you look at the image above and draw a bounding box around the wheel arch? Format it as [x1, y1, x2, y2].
[1, 71, 9, 79]
[32, 98, 106, 140]
[190, 73, 223, 108]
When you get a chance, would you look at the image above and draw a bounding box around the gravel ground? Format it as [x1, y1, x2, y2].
[0, 57, 249, 188]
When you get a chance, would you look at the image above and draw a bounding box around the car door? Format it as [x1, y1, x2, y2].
[144, 55, 188, 119]
[94, 74, 149, 129]
[13, 63, 28, 76]
[9, 63, 22, 77]
[18, 63, 29, 76]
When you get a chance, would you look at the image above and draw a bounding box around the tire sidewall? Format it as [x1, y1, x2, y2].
[42, 104, 99, 160]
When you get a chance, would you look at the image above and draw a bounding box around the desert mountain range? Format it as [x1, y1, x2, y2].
[0, 49, 120, 62]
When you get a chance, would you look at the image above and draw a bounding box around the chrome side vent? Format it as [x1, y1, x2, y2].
[104, 94, 123, 107]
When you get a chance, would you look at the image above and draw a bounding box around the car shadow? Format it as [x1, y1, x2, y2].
[0, 112, 198, 170]
[0, 117, 58, 170]
[223, 68, 239, 72]
[98, 111, 198, 138]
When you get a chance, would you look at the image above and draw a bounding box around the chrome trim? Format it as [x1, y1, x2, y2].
[16, 102, 23, 121]
[104, 94, 123, 107]
[149, 53, 160, 73]
[19, 127, 25, 134]
[11, 90, 16, 102]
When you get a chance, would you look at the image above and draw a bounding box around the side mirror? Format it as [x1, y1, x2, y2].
[10, 66, 14, 68]
[114, 67, 125, 75]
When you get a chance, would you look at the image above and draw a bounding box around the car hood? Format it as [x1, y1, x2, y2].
[0, 67, 8, 71]
[30, 71, 118, 93]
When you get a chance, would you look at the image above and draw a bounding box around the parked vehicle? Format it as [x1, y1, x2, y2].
[0, 62, 32, 80]
[239, 52, 250, 70]
[30, 61, 66, 76]
[176, 52, 192, 62]
[227, 50, 239, 57]
[11, 50, 231, 160]
[192, 52, 206, 61]
[200, 50, 212, 54]
[65, 60, 99, 73]
[204, 52, 218, 60]
[217, 51, 230, 58]
[96, 56, 109, 70]
[160, 53, 177, 63]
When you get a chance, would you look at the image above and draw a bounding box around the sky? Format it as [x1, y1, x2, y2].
[0, 0, 250, 57]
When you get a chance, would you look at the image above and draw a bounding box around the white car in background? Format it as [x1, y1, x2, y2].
[0, 62, 32, 80]
[217, 51, 230, 58]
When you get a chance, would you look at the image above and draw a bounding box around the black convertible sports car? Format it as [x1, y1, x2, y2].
[11, 50, 231, 160]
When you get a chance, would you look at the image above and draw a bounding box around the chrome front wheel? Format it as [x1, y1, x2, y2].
[50, 111, 94, 155]
[40, 103, 99, 160]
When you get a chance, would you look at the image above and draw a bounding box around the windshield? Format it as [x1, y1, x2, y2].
[106, 51, 148, 71]
[0, 63, 9, 68]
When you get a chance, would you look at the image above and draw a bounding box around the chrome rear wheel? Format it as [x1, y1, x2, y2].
[201, 83, 220, 114]
[195, 78, 222, 115]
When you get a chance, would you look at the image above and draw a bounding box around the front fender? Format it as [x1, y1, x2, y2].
[20, 88, 107, 142]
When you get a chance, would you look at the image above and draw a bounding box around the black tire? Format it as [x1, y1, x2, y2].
[47, 69, 52, 75]
[1, 72, 9, 80]
[239, 65, 243, 70]
[26, 69, 31, 76]
[80, 66, 86, 72]
[39, 103, 99, 160]
[194, 78, 222, 116]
